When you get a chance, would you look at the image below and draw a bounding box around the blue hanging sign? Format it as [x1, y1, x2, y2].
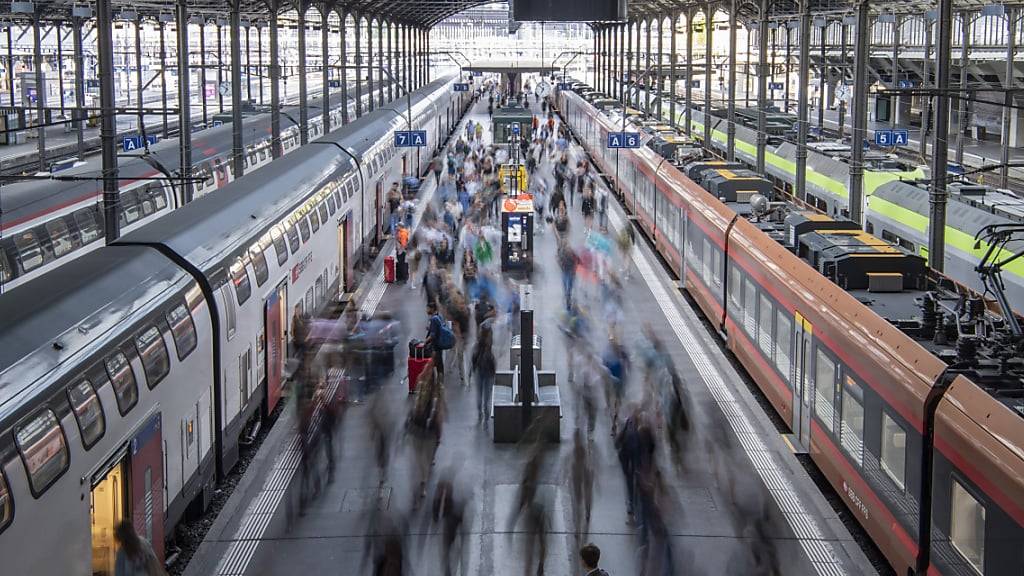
[394, 130, 427, 147]
[472, 71, 483, 77]
[122, 134, 159, 151]
[892, 129, 909, 146]
[769, 82, 785, 91]
[897, 79, 914, 89]
[875, 130, 893, 146]
[557, 83, 571, 90]
[454, 83, 470, 92]
[607, 132, 641, 149]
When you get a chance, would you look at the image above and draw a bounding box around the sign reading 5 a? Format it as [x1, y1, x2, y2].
[394, 130, 427, 147]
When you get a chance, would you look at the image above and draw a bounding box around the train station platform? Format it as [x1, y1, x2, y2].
[181, 97, 876, 576]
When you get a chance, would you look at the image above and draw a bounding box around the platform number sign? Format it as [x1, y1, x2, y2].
[875, 129, 909, 147]
[394, 130, 427, 148]
[511, 122, 521, 136]
[454, 83, 470, 92]
[769, 82, 785, 91]
[122, 134, 158, 151]
[607, 132, 641, 149]
[557, 83, 571, 90]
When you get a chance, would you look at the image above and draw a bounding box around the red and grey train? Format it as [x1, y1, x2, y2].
[560, 87, 1024, 575]
[0, 75, 468, 575]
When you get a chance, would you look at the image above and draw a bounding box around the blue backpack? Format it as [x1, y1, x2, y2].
[433, 315, 456, 350]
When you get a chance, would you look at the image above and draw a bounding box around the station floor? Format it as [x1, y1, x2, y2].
[182, 98, 876, 576]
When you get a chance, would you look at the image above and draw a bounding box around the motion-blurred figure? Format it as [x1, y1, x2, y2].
[566, 429, 595, 542]
[432, 467, 468, 576]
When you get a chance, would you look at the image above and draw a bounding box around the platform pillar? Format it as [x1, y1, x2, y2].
[31, 14, 46, 171]
[354, 14, 363, 117]
[97, 0, 120, 240]
[891, 17, 901, 129]
[159, 21, 169, 138]
[176, 0, 193, 200]
[72, 16, 85, 157]
[955, 11, 971, 167]
[230, 3, 244, 178]
[199, 19, 208, 128]
[919, 18, 932, 158]
[928, 0, 953, 274]
[726, 1, 736, 161]
[685, 10, 692, 136]
[819, 19, 828, 132]
[1000, 8, 1017, 189]
[795, 0, 812, 203]
[386, 20, 393, 102]
[217, 21, 225, 113]
[297, 3, 309, 144]
[849, 1, 870, 226]
[657, 17, 664, 118]
[269, 6, 282, 158]
[669, 12, 678, 127]
[617, 23, 625, 106]
[367, 17, 375, 113]
[338, 10, 349, 125]
[703, 3, 712, 148]
[756, 0, 768, 173]
[321, 6, 330, 131]
[257, 23, 265, 106]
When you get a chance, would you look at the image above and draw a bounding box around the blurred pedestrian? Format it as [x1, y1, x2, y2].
[114, 520, 164, 576]
[471, 305, 497, 426]
[580, 543, 610, 576]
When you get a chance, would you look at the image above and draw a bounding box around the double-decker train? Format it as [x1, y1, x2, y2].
[0, 75, 468, 575]
[0, 80, 386, 295]
[560, 86, 1024, 576]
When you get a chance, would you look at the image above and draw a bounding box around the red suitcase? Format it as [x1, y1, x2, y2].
[384, 255, 396, 283]
[407, 341, 429, 393]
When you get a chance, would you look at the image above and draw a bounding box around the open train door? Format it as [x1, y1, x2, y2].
[90, 451, 127, 575]
[793, 312, 813, 449]
[338, 214, 351, 294]
[130, 413, 165, 562]
[264, 280, 288, 415]
[375, 180, 384, 243]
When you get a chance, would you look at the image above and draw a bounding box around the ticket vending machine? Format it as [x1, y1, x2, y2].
[501, 196, 534, 272]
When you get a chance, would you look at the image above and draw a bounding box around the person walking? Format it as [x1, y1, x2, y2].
[579, 543, 610, 576]
[471, 306, 497, 426]
[114, 521, 165, 576]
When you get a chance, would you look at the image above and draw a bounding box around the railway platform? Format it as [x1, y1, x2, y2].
[182, 98, 877, 576]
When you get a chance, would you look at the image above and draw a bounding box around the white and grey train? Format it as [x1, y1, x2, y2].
[0, 79, 387, 295]
[0, 74, 468, 575]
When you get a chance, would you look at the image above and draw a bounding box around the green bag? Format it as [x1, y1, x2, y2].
[475, 238, 494, 264]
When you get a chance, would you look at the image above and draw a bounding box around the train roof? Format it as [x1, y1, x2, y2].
[0, 246, 187, 425]
[872, 180, 1024, 231]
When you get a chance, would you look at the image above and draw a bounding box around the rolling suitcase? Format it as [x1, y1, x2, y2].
[384, 255, 396, 283]
[407, 339, 430, 393]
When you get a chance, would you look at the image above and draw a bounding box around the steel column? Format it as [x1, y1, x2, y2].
[321, 8, 330, 130]
[624, 22, 632, 105]
[6, 27, 14, 107]
[425, 27, 431, 84]
[644, 21, 652, 112]
[685, 11, 693, 136]
[339, 11, 348, 124]
[795, 0, 812, 202]
[1000, 9, 1016, 189]
[230, 4, 244, 178]
[727, 2, 737, 160]
[849, 1, 870, 225]
[160, 22, 169, 137]
[657, 17, 665, 119]
[757, 0, 768, 173]
[704, 4, 712, 148]
[32, 15, 46, 171]
[618, 24, 625, 106]
[670, 13, 678, 126]
[955, 12, 970, 166]
[200, 20, 208, 128]
[891, 17, 900, 128]
[257, 24, 264, 106]
[927, 0, 953, 273]
[819, 20, 827, 131]
[97, 0, 119, 240]
[387, 21, 393, 102]
[56, 21, 64, 116]
[635, 21, 642, 108]
[354, 15, 362, 117]
[297, 4, 309, 144]
[838, 22, 847, 138]
[176, 0, 193, 201]
[919, 18, 932, 158]
[784, 23, 792, 112]
[269, 4, 282, 157]
[217, 23, 224, 112]
[367, 18, 375, 112]
[72, 17, 85, 155]
[135, 16, 146, 144]
[245, 24, 252, 103]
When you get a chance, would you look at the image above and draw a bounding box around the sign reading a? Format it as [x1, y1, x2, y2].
[394, 130, 427, 148]
[607, 132, 641, 149]
[453, 83, 470, 92]
[874, 129, 910, 147]
[122, 134, 159, 151]
[769, 82, 785, 91]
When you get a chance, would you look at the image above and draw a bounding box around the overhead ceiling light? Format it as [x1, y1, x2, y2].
[877, 13, 896, 24]
[159, 12, 173, 23]
[981, 4, 1005, 17]
[72, 3, 92, 18]
[10, 1, 34, 15]
[117, 8, 137, 21]
[240, 17, 250, 28]
[812, 16, 827, 28]
[189, 14, 204, 25]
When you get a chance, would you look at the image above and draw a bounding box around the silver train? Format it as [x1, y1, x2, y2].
[0, 74, 468, 575]
[0, 80, 387, 295]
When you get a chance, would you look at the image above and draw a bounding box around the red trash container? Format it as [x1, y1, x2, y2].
[384, 255, 396, 283]
[407, 341, 429, 393]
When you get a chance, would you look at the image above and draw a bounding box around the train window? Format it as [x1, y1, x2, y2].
[0, 470, 10, 534]
[318, 203, 329, 224]
[46, 218, 81, 258]
[840, 377, 864, 465]
[701, 239, 711, 285]
[774, 311, 792, 383]
[165, 303, 197, 360]
[951, 479, 985, 574]
[814, 349, 836, 433]
[285, 224, 300, 254]
[67, 379, 105, 449]
[881, 412, 906, 491]
[332, 190, 341, 209]
[120, 190, 142, 226]
[230, 258, 252, 306]
[729, 266, 742, 310]
[298, 218, 311, 243]
[74, 207, 102, 244]
[743, 278, 757, 336]
[258, 147, 268, 161]
[14, 408, 69, 497]
[105, 352, 138, 415]
[148, 185, 169, 212]
[135, 326, 170, 388]
[309, 209, 320, 234]
[249, 244, 269, 287]
[221, 284, 237, 339]
[14, 230, 44, 272]
[271, 227, 288, 266]
[327, 194, 337, 216]
[758, 294, 773, 356]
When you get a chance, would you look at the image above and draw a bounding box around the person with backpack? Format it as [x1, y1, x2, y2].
[425, 301, 454, 378]
[471, 306, 496, 426]
[580, 543, 610, 576]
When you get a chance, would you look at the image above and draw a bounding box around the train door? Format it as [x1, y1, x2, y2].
[402, 153, 408, 177]
[264, 280, 288, 414]
[338, 215, 351, 293]
[130, 413, 164, 562]
[375, 181, 384, 243]
[90, 456, 126, 575]
[793, 312, 813, 448]
[214, 159, 229, 189]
